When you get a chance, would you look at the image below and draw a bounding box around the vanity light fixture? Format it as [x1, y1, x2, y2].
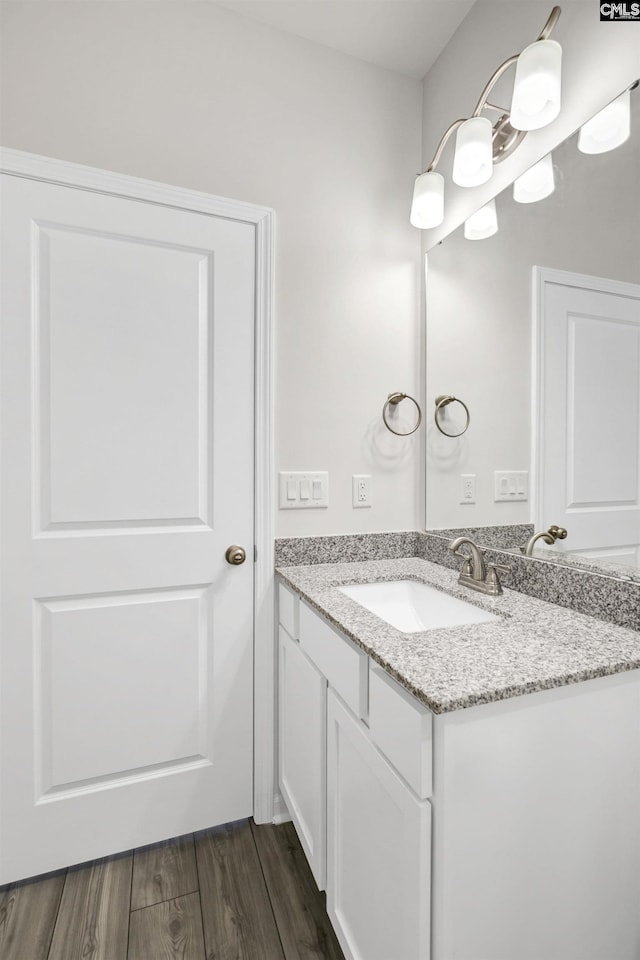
[451, 116, 494, 187]
[410, 5, 562, 230]
[464, 199, 498, 240]
[577, 86, 633, 155]
[513, 152, 555, 203]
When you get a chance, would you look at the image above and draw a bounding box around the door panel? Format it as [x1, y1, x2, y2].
[536, 269, 640, 558]
[37, 587, 207, 792]
[1, 173, 255, 883]
[39, 221, 210, 527]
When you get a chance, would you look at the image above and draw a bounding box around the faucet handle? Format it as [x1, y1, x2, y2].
[485, 562, 510, 594]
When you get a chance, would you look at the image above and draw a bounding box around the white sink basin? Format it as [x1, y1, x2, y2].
[338, 579, 500, 633]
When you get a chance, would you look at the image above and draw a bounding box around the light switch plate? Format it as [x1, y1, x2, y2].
[494, 470, 528, 502]
[279, 471, 329, 509]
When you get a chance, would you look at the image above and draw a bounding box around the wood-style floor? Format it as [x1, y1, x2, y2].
[0, 819, 345, 960]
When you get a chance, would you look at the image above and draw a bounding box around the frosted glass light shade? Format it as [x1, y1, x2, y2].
[513, 153, 555, 203]
[410, 171, 444, 229]
[464, 199, 498, 240]
[578, 89, 631, 154]
[510, 39, 562, 131]
[452, 117, 493, 187]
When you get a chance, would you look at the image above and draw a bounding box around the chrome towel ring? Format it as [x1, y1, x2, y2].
[382, 392, 422, 436]
[434, 395, 470, 437]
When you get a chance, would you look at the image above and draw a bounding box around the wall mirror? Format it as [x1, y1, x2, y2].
[425, 84, 640, 577]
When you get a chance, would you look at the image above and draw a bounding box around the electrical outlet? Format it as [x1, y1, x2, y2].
[460, 474, 476, 504]
[352, 474, 372, 508]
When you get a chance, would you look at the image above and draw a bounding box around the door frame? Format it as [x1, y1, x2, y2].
[0, 147, 277, 823]
[531, 264, 640, 534]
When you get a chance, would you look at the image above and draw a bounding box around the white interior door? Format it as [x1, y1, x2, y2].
[0, 172, 256, 883]
[535, 267, 640, 563]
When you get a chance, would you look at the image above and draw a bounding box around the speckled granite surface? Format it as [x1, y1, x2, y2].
[275, 531, 418, 566]
[276, 557, 640, 714]
[417, 532, 640, 632]
[426, 523, 534, 550]
[509, 545, 640, 583]
[275, 531, 640, 630]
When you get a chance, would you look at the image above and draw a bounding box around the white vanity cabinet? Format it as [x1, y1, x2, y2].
[278, 584, 432, 960]
[277, 581, 640, 960]
[278, 624, 327, 888]
[326, 688, 431, 960]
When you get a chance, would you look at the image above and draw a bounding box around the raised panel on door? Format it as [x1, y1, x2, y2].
[537, 269, 640, 557]
[37, 221, 212, 530]
[0, 171, 256, 883]
[36, 587, 209, 795]
[278, 627, 327, 890]
[326, 690, 431, 960]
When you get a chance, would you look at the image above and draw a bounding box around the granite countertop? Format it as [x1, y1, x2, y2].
[276, 557, 640, 714]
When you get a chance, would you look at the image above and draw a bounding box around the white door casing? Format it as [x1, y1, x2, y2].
[533, 267, 640, 563]
[0, 150, 274, 883]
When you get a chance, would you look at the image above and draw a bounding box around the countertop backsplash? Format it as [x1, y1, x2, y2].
[275, 531, 640, 633]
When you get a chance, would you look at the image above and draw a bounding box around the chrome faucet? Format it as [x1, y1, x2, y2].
[449, 536, 509, 596]
[522, 524, 568, 557]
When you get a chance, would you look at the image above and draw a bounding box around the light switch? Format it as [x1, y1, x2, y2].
[279, 472, 329, 509]
[494, 470, 528, 502]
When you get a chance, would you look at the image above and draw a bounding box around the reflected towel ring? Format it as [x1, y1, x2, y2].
[434, 395, 470, 437]
[382, 392, 422, 436]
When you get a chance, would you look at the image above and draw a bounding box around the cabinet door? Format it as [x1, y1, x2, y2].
[278, 626, 327, 889]
[326, 690, 431, 960]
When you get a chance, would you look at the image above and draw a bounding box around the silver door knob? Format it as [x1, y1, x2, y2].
[225, 545, 246, 565]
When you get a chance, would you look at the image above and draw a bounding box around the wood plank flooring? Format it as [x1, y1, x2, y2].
[0, 819, 345, 960]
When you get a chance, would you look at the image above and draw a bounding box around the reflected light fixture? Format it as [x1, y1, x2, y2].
[513, 152, 555, 203]
[464, 200, 498, 240]
[410, 6, 562, 230]
[578, 86, 633, 154]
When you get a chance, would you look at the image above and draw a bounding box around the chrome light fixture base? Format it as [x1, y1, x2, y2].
[491, 116, 528, 163]
[410, 5, 562, 230]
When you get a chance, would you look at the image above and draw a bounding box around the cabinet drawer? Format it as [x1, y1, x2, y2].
[278, 582, 299, 640]
[299, 601, 368, 719]
[368, 664, 432, 799]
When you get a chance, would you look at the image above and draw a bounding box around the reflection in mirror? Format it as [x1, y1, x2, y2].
[426, 86, 640, 575]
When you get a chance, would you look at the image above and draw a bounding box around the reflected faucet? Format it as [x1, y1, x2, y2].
[522, 524, 568, 557]
[449, 536, 509, 596]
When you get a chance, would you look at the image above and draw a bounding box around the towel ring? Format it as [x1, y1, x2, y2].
[382, 392, 422, 437]
[434, 395, 470, 437]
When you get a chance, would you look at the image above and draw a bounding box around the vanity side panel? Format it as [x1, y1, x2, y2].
[278, 626, 327, 890]
[431, 670, 640, 960]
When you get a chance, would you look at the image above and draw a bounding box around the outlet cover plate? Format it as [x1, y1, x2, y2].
[352, 475, 372, 508]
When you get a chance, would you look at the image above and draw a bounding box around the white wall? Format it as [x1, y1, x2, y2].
[421, 1, 640, 247]
[0, 1, 423, 537]
[425, 70, 639, 529]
